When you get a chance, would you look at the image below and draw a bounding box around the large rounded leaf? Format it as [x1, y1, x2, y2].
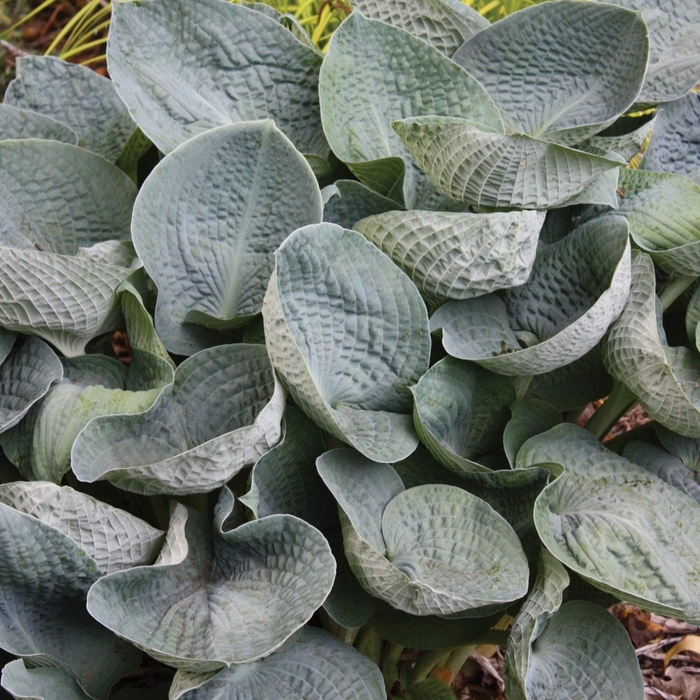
[453, 0, 648, 144]
[319, 12, 503, 207]
[606, 0, 700, 104]
[0, 104, 78, 144]
[0, 500, 142, 699]
[132, 121, 323, 356]
[432, 217, 631, 375]
[318, 450, 529, 616]
[107, 0, 326, 157]
[5, 56, 136, 161]
[87, 498, 335, 671]
[170, 627, 385, 700]
[0, 337, 62, 434]
[392, 116, 624, 209]
[412, 357, 515, 472]
[350, 0, 487, 56]
[518, 424, 700, 622]
[354, 209, 545, 304]
[263, 224, 430, 463]
[603, 251, 700, 436]
[72, 344, 284, 495]
[1, 660, 91, 700]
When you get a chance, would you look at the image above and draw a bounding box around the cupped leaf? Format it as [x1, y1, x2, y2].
[1, 660, 92, 700]
[504, 400, 561, 468]
[0, 481, 164, 573]
[393, 116, 624, 209]
[0, 337, 62, 434]
[656, 423, 700, 471]
[318, 449, 529, 616]
[5, 56, 136, 161]
[642, 93, 700, 177]
[322, 180, 402, 230]
[412, 357, 515, 472]
[579, 115, 656, 161]
[624, 441, 700, 504]
[107, 0, 327, 157]
[590, 168, 700, 276]
[350, 0, 487, 56]
[354, 209, 545, 304]
[132, 121, 323, 356]
[0, 501, 141, 700]
[263, 224, 430, 463]
[518, 423, 700, 622]
[432, 217, 631, 376]
[170, 627, 385, 700]
[239, 407, 335, 531]
[319, 12, 503, 207]
[603, 251, 700, 436]
[0, 104, 78, 144]
[606, 0, 700, 104]
[72, 344, 284, 495]
[87, 498, 335, 671]
[0, 329, 16, 365]
[453, 0, 648, 144]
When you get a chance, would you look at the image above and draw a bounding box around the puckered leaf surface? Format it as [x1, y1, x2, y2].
[263, 224, 429, 463]
[107, 0, 327, 157]
[87, 497, 335, 671]
[132, 121, 323, 356]
[322, 180, 403, 230]
[0, 104, 78, 144]
[518, 424, 700, 622]
[72, 344, 284, 495]
[1, 660, 92, 700]
[431, 217, 631, 375]
[656, 424, 700, 471]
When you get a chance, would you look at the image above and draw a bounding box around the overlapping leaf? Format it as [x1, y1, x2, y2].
[322, 180, 402, 230]
[656, 424, 700, 470]
[453, 0, 648, 144]
[87, 493, 335, 671]
[263, 224, 429, 463]
[132, 121, 323, 356]
[431, 217, 631, 375]
[1, 660, 92, 700]
[579, 115, 656, 161]
[0, 104, 78, 144]
[318, 450, 528, 616]
[603, 251, 700, 436]
[107, 0, 327, 158]
[170, 627, 385, 700]
[354, 209, 545, 305]
[319, 12, 503, 207]
[72, 344, 284, 495]
[518, 424, 700, 622]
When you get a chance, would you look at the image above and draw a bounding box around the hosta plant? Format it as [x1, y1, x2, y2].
[0, 0, 700, 698]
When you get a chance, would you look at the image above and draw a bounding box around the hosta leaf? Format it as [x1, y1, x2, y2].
[579, 115, 656, 161]
[115, 127, 153, 184]
[322, 180, 402, 230]
[263, 224, 430, 463]
[72, 344, 284, 495]
[132, 121, 322, 356]
[503, 549, 569, 700]
[349, 0, 487, 56]
[518, 423, 700, 622]
[0, 104, 78, 144]
[318, 449, 528, 616]
[603, 251, 700, 436]
[0, 139, 135, 252]
[354, 209, 545, 304]
[453, 0, 648, 144]
[432, 217, 631, 375]
[0, 337, 62, 434]
[393, 116, 623, 209]
[107, 0, 327, 157]
[319, 12, 503, 207]
[656, 424, 700, 470]
[170, 627, 385, 700]
[0, 329, 16, 365]
[2, 335, 173, 483]
[606, 0, 700, 104]
[412, 357, 515, 472]
[592, 168, 700, 276]
[239, 407, 335, 531]
[5, 56, 136, 161]
[0, 481, 164, 573]
[504, 400, 561, 468]
[0, 501, 141, 699]
[624, 441, 700, 503]
[1, 660, 91, 700]
[87, 498, 335, 671]
[642, 93, 700, 177]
